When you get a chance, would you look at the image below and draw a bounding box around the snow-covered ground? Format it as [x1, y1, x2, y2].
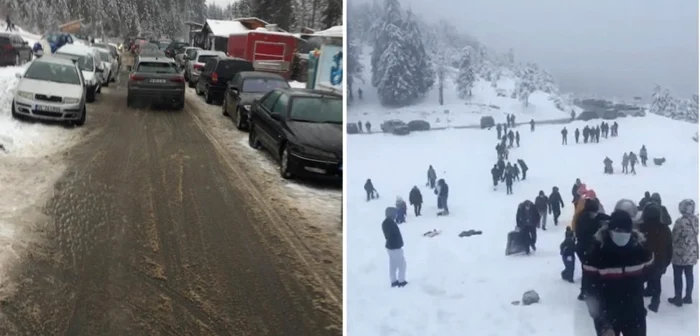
[348, 47, 574, 128]
[347, 113, 698, 335]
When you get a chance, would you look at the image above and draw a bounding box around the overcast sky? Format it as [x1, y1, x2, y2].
[373, 0, 699, 99]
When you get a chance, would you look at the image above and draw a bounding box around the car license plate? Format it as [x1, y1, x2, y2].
[150, 79, 166, 84]
[36, 105, 60, 113]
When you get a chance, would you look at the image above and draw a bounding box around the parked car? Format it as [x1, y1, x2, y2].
[93, 47, 118, 85]
[577, 110, 600, 121]
[92, 42, 120, 69]
[381, 119, 410, 135]
[195, 56, 254, 104]
[0, 32, 32, 66]
[139, 43, 160, 54]
[12, 56, 86, 125]
[248, 88, 342, 180]
[157, 40, 172, 50]
[164, 41, 189, 58]
[222, 71, 290, 130]
[138, 49, 166, 58]
[184, 50, 226, 88]
[127, 57, 185, 109]
[480, 116, 495, 129]
[175, 47, 200, 69]
[54, 44, 103, 102]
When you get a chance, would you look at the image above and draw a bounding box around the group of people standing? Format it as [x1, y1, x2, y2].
[561, 180, 698, 335]
[561, 121, 619, 145]
[511, 187, 566, 254]
[603, 145, 649, 175]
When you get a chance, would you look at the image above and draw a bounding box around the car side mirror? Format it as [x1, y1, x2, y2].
[14, 73, 22, 78]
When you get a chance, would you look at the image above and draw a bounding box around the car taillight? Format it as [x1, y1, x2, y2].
[129, 74, 144, 81]
[170, 76, 185, 83]
[193, 64, 203, 70]
[211, 72, 218, 83]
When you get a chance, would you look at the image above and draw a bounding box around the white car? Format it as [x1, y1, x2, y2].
[94, 46, 118, 85]
[53, 44, 104, 102]
[12, 56, 87, 126]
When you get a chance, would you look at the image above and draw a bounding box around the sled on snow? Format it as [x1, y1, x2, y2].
[505, 229, 528, 256]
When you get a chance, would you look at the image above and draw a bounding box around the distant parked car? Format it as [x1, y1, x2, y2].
[196, 56, 254, 104]
[175, 47, 200, 69]
[407, 120, 431, 131]
[183, 50, 226, 88]
[381, 119, 410, 135]
[222, 71, 290, 130]
[602, 110, 617, 120]
[164, 41, 189, 58]
[347, 123, 359, 134]
[247, 88, 342, 180]
[480, 116, 495, 129]
[12, 56, 86, 126]
[577, 110, 600, 121]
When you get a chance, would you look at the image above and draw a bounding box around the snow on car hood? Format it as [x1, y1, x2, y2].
[18, 78, 83, 98]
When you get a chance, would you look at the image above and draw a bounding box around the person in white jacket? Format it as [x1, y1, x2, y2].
[668, 199, 699, 306]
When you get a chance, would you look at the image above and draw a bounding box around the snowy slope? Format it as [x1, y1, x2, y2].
[348, 47, 572, 128]
[347, 114, 698, 335]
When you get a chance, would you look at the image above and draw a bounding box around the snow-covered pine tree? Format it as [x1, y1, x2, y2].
[321, 0, 341, 29]
[455, 47, 475, 99]
[650, 85, 671, 115]
[370, 0, 402, 89]
[347, 23, 364, 101]
[375, 24, 417, 106]
[402, 10, 434, 96]
[688, 94, 699, 123]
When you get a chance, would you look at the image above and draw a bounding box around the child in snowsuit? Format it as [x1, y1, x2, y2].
[408, 186, 423, 216]
[364, 179, 378, 201]
[395, 197, 407, 224]
[560, 227, 576, 282]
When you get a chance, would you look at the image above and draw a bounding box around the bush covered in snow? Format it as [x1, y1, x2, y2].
[650, 85, 698, 123]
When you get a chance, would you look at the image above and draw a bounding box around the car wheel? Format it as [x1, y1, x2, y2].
[205, 90, 213, 104]
[235, 108, 246, 130]
[75, 105, 86, 126]
[87, 87, 96, 103]
[279, 146, 293, 179]
[222, 99, 229, 116]
[248, 125, 260, 149]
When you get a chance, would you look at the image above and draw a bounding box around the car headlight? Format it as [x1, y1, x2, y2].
[63, 97, 80, 104]
[17, 91, 33, 99]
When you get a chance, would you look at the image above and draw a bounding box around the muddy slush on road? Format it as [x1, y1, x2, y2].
[0, 68, 342, 335]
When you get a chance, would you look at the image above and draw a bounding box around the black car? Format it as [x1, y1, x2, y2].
[247, 88, 342, 180]
[196, 56, 254, 104]
[0, 33, 32, 66]
[164, 41, 189, 58]
[223, 71, 291, 130]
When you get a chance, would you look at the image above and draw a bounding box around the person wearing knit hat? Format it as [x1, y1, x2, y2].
[583, 210, 653, 336]
[382, 207, 407, 288]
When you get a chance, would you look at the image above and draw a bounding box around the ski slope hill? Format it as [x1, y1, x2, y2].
[346, 113, 698, 335]
[348, 46, 575, 128]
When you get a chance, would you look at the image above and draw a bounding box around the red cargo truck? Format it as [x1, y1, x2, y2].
[226, 30, 297, 79]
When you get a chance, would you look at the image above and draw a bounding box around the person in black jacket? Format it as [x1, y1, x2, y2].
[515, 131, 520, 147]
[649, 192, 672, 225]
[575, 128, 580, 143]
[560, 227, 576, 282]
[504, 170, 514, 195]
[575, 198, 608, 300]
[517, 159, 528, 180]
[639, 203, 673, 312]
[491, 164, 500, 190]
[364, 179, 378, 201]
[572, 178, 582, 203]
[638, 191, 652, 210]
[382, 207, 407, 287]
[584, 210, 653, 336]
[535, 191, 549, 230]
[427, 165, 437, 189]
[516, 200, 540, 253]
[408, 186, 423, 216]
[435, 179, 449, 215]
[549, 186, 565, 225]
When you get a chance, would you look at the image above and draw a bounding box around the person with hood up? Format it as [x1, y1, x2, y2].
[575, 196, 609, 301]
[583, 210, 653, 336]
[571, 178, 583, 204]
[638, 191, 652, 210]
[408, 186, 423, 216]
[549, 186, 565, 225]
[639, 145, 648, 166]
[622, 153, 629, 174]
[603, 157, 613, 174]
[648, 192, 672, 225]
[516, 200, 540, 254]
[560, 227, 576, 283]
[435, 179, 449, 215]
[638, 202, 673, 312]
[382, 207, 407, 288]
[669, 199, 699, 306]
[364, 179, 379, 201]
[614, 199, 642, 227]
[535, 191, 550, 230]
[517, 159, 528, 180]
[395, 197, 408, 224]
[491, 164, 500, 190]
[427, 165, 437, 189]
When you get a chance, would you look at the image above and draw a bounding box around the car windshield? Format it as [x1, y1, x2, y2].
[197, 55, 216, 64]
[99, 51, 110, 62]
[137, 62, 178, 74]
[289, 97, 342, 123]
[242, 78, 290, 93]
[24, 61, 81, 85]
[55, 53, 94, 72]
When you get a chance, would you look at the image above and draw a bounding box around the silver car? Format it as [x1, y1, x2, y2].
[184, 50, 225, 88]
[94, 47, 118, 85]
[176, 46, 200, 69]
[12, 56, 87, 126]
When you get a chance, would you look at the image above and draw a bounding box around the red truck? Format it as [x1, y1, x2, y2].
[226, 30, 297, 79]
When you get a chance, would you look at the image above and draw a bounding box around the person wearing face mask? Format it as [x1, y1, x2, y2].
[638, 202, 673, 313]
[584, 210, 654, 336]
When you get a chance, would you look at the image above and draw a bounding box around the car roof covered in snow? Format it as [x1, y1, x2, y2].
[33, 55, 78, 66]
[205, 19, 248, 37]
[56, 43, 97, 56]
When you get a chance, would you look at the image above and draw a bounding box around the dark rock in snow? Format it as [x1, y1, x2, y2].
[458, 230, 483, 238]
[522, 290, 540, 305]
